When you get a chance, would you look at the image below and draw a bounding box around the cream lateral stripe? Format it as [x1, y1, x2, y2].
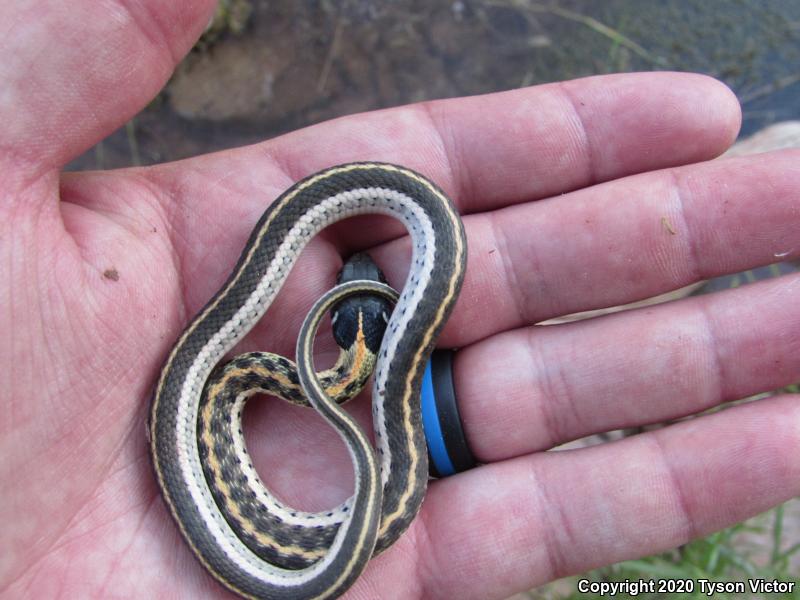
[295, 282, 398, 599]
[213, 341, 370, 529]
[151, 163, 448, 429]
[149, 163, 466, 600]
[175, 191, 401, 579]
[200, 348, 365, 539]
[199, 386, 328, 559]
[158, 180, 456, 588]
[377, 182, 463, 536]
[174, 190, 432, 579]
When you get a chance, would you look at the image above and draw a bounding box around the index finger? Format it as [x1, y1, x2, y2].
[259, 72, 741, 213]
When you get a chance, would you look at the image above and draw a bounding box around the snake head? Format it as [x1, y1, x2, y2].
[331, 253, 394, 354]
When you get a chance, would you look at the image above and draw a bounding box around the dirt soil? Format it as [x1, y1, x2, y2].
[68, 0, 800, 171]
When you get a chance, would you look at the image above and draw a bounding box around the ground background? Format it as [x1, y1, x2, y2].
[68, 0, 800, 171]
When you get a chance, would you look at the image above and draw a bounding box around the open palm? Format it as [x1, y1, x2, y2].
[3, 2, 799, 599]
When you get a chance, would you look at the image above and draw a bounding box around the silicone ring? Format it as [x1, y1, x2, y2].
[421, 350, 476, 477]
[421, 358, 455, 476]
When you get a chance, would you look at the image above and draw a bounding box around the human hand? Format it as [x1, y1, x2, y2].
[2, 2, 799, 599]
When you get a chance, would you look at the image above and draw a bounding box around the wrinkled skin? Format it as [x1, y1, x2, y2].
[1, 2, 799, 599]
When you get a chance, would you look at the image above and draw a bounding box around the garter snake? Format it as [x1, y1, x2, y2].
[149, 162, 467, 599]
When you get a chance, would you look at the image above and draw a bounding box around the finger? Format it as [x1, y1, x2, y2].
[0, 0, 215, 179]
[369, 149, 800, 345]
[455, 271, 800, 462]
[403, 396, 800, 600]
[261, 72, 740, 213]
[130, 72, 739, 261]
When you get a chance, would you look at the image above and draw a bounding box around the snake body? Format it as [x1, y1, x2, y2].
[149, 163, 466, 599]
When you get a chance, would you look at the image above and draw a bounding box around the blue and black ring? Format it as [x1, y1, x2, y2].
[421, 350, 477, 477]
